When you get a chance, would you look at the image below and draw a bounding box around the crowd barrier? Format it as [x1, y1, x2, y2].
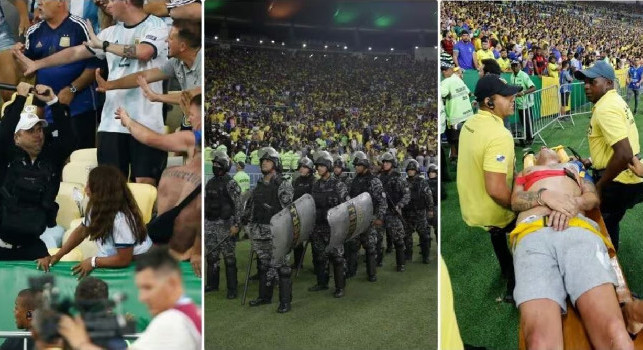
[451, 68, 629, 146]
[0, 262, 201, 333]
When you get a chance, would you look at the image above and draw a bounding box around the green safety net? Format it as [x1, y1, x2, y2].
[0, 261, 201, 332]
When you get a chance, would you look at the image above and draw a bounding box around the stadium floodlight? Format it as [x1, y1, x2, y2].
[344, 46, 348, 50]
[390, 47, 394, 51]
[303, 43, 307, 48]
[214, 36, 218, 40]
[324, 45, 328, 49]
[260, 40, 263, 44]
[434, 46, 438, 49]
[271, 40, 275, 44]
[415, 46, 419, 49]
[374, 56, 378, 60]
[368, 47, 372, 51]
[236, 38, 240, 42]
[309, 54, 313, 58]
[282, 42, 285, 46]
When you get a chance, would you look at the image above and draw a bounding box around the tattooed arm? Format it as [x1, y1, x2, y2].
[510, 172, 541, 212]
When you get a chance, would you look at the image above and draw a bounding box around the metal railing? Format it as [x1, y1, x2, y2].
[0, 331, 140, 350]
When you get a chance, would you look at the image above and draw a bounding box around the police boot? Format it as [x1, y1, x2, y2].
[225, 257, 238, 299]
[395, 245, 406, 272]
[333, 259, 346, 298]
[308, 260, 329, 291]
[291, 244, 304, 269]
[405, 235, 414, 261]
[249, 267, 273, 306]
[376, 240, 384, 267]
[205, 265, 219, 292]
[420, 240, 430, 264]
[345, 248, 358, 279]
[277, 267, 292, 313]
[249, 257, 261, 281]
[366, 252, 377, 282]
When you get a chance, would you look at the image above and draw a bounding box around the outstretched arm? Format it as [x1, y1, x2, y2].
[115, 107, 195, 153]
[14, 45, 94, 76]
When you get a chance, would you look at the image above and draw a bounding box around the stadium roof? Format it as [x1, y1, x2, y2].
[205, 0, 438, 50]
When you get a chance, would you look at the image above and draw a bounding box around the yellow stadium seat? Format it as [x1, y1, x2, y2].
[48, 247, 83, 262]
[127, 183, 157, 224]
[61, 220, 99, 260]
[55, 182, 84, 229]
[69, 148, 98, 164]
[62, 161, 96, 185]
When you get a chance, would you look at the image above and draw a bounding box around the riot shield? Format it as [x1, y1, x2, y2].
[270, 194, 316, 262]
[327, 192, 374, 250]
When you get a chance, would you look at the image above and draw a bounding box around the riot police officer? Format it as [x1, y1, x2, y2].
[291, 156, 315, 270]
[332, 156, 350, 185]
[205, 150, 242, 298]
[243, 147, 294, 313]
[427, 164, 440, 231]
[402, 159, 433, 264]
[345, 151, 387, 281]
[378, 152, 410, 271]
[309, 151, 349, 298]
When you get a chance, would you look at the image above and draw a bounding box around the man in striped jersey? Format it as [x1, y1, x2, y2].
[18, 0, 99, 150]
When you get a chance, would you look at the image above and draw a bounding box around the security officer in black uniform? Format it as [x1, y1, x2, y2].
[332, 156, 350, 185]
[291, 156, 315, 270]
[204, 150, 242, 298]
[243, 147, 294, 313]
[378, 152, 410, 271]
[427, 164, 440, 231]
[402, 159, 433, 264]
[309, 151, 349, 298]
[345, 151, 387, 280]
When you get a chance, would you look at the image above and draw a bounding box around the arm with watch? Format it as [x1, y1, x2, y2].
[58, 68, 97, 106]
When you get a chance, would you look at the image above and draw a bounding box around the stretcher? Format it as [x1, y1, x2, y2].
[518, 148, 643, 348]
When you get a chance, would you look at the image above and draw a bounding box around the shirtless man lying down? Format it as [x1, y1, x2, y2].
[510, 146, 632, 350]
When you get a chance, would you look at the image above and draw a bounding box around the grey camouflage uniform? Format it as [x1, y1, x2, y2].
[402, 176, 434, 261]
[205, 176, 243, 269]
[379, 171, 411, 249]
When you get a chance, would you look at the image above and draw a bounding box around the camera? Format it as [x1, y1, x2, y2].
[29, 276, 136, 348]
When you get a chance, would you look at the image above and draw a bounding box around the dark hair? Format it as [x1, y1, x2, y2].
[129, 0, 144, 8]
[561, 60, 569, 68]
[17, 289, 36, 310]
[135, 247, 180, 273]
[75, 277, 109, 302]
[190, 93, 201, 107]
[86, 166, 147, 245]
[172, 19, 201, 49]
[481, 58, 502, 75]
[461, 30, 469, 35]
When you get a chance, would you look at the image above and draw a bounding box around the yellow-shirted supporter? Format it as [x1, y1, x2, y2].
[475, 37, 495, 69]
[574, 60, 643, 251]
[440, 255, 464, 350]
[457, 74, 522, 302]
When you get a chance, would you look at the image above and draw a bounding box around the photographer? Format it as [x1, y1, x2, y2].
[0, 82, 73, 260]
[58, 248, 201, 350]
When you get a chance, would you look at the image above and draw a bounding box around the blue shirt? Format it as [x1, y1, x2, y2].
[25, 15, 99, 121]
[454, 41, 475, 70]
[629, 66, 643, 90]
[552, 48, 561, 61]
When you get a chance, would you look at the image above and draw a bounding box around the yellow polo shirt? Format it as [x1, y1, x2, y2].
[457, 110, 516, 228]
[476, 49, 495, 68]
[588, 89, 642, 184]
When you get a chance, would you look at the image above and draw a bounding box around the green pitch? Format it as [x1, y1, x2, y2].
[442, 102, 643, 349]
[205, 234, 437, 349]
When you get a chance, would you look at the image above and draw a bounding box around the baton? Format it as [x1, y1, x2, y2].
[241, 249, 255, 306]
[206, 235, 232, 256]
[295, 241, 309, 278]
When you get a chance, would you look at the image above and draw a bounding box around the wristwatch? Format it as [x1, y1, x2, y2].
[102, 40, 110, 52]
[69, 84, 78, 94]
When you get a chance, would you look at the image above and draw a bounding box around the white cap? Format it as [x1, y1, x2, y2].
[14, 105, 48, 134]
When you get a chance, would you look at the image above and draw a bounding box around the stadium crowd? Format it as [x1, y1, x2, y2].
[0, 0, 203, 349]
[205, 45, 437, 168]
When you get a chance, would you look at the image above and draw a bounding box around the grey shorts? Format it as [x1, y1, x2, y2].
[513, 216, 617, 312]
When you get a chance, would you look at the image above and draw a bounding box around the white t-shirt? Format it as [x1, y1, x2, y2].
[84, 212, 152, 257]
[95, 15, 168, 134]
[130, 309, 200, 350]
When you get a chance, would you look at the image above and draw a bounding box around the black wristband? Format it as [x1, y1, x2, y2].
[102, 40, 110, 52]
